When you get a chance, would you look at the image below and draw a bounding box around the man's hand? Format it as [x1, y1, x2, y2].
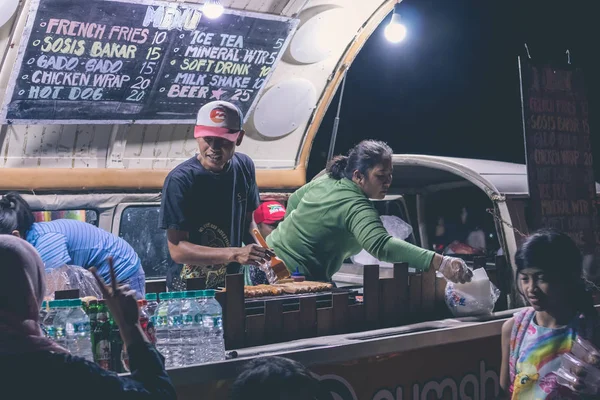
[231, 244, 271, 266]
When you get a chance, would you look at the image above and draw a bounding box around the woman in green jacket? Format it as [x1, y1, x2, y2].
[266, 140, 472, 284]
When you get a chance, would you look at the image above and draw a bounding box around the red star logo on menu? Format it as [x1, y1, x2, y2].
[211, 88, 226, 100]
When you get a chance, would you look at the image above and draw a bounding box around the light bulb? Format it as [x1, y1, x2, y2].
[384, 12, 407, 43]
[203, 0, 224, 19]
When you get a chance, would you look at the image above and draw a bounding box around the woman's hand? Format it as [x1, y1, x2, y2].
[437, 255, 473, 284]
[90, 257, 147, 347]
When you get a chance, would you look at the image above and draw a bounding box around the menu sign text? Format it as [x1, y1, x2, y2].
[1, 0, 297, 124]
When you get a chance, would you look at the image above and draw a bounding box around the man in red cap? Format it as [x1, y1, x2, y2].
[254, 201, 286, 240]
[242, 201, 286, 286]
[159, 101, 270, 290]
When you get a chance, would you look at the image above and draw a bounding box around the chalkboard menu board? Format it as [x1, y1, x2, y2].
[0, 0, 298, 124]
[520, 58, 597, 254]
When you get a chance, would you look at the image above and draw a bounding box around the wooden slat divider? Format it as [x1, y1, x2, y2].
[245, 314, 265, 347]
[347, 304, 364, 332]
[394, 263, 409, 324]
[223, 274, 245, 350]
[264, 300, 284, 344]
[298, 296, 317, 338]
[409, 273, 422, 318]
[317, 308, 333, 337]
[332, 293, 349, 334]
[421, 266, 436, 317]
[282, 310, 301, 341]
[363, 264, 380, 329]
[379, 279, 397, 328]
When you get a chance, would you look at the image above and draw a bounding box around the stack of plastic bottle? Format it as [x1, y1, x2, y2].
[141, 290, 226, 367]
[41, 290, 228, 369]
[155, 292, 171, 367]
[180, 291, 202, 365]
[65, 299, 93, 361]
[168, 291, 184, 367]
[42, 299, 93, 361]
[194, 291, 207, 363]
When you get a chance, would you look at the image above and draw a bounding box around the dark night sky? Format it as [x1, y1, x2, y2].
[307, 0, 599, 180]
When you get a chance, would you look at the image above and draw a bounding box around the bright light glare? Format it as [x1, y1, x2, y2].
[203, 0, 224, 19]
[385, 13, 407, 43]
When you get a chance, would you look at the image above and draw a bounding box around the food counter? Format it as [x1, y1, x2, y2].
[167, 309, 513, 399]
[151, 256, 512, 399]
[212, 257, 508, 350]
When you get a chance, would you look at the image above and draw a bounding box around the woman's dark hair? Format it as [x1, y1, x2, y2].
[0, 192, 35, 237]
[327, 140, 392, 180]
[515, 228, 595, 318]
[230, 356, 325, 400]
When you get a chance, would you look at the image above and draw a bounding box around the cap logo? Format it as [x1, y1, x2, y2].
[268, 204, 284, 214]
[210, 107, 226, 124]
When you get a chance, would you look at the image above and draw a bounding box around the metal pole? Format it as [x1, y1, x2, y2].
[327, 70, 348, 162]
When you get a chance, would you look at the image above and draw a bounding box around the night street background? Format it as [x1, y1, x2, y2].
[308, 0, 599, 180]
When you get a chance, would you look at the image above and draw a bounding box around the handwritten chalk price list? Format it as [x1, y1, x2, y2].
[0, 0, 297, 124]
[521, 61, 597, 253]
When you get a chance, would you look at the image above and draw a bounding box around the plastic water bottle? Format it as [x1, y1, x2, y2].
[202, 290, 225, 362]
[52, 300, 70, 349]
[155, 292, 171, 366]
[194, 291, 207, 363]
[168, 291, 184, 367]
[43, 300, 61, 343]
[65, 299, 93, 361]
[138, 300, 156, 344]
[39, 301, 48, 336]
[39, 301, 48, 321]
[145, 293, 159, 318]
[180, 291, 202, 365]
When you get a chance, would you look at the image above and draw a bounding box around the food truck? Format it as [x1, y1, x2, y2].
[1, 0, 598, 398]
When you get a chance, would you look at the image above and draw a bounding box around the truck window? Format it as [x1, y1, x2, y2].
[33, 210, 98, 226]
[118, 205, 174, 279]
[425, 187, 500, 260]
[372, 199, 417, 245]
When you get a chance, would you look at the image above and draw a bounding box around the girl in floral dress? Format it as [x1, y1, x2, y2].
[499, 229, 600, 399]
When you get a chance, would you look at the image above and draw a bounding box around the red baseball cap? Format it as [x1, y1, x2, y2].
[194, 101, 244, 142]
[254, 201, 286, 225]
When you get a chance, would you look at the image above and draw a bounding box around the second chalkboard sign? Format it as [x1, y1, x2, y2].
[1, 0, 298, 124]
[520, 58, 597, 254]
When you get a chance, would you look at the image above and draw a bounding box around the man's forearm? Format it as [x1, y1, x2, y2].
[169, 241, 236, 266]
[248, 220, 258, 243]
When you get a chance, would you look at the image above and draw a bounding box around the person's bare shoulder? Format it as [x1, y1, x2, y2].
[502, 317, 515, 341]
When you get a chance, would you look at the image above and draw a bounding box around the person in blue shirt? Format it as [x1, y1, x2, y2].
[0, 192, 145, 298]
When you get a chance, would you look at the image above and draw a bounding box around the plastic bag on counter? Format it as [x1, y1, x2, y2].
[45, 265, 103, 300]
[444, 268, 500, 317]
[351, 215, 413, 268]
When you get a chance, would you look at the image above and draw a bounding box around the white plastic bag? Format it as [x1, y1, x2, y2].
[444, 268, 500, 317]
[45, 265, 103, 300]
[351, 215, 413, 267]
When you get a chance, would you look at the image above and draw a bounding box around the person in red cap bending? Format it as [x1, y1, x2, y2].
[159, 101, 270, 290]
[241, 201, 286, 286]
